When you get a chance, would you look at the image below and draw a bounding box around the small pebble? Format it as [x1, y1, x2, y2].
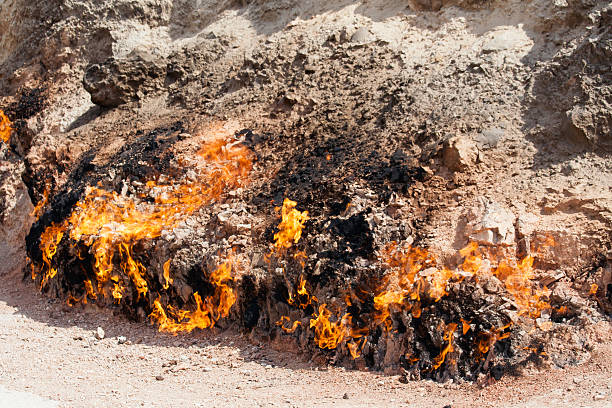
[95, 327, 105, 340]
[117, 336, 127, 344]
[343, 393, 349, 400]
[155, 375, 164, 381]
[593, 393, 606, 401]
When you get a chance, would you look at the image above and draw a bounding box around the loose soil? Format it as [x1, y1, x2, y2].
[1, 277, 610, 408]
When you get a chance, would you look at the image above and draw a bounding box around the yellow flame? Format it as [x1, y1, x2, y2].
[276, 316, 302, 333]
[281, 238, 553, 359]
[476, 323, 512, 357]
[30, 187, 49, 220]
[287, 275, 317, 309]
[494, 255, 550, 318]
[162, 259, 173, 290]
[0, 110, 12, 144]
[272, 198, 309, 253]
[347, 338, 366, 359]
[36, 134, 253, 302]
[431, 323, 457, 370]
[149, 255, 237, 333]
[309, 304, 347, 350]
[38, 222, 65, 289]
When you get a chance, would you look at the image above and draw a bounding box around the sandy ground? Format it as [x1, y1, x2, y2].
[0, 277, 610, 408]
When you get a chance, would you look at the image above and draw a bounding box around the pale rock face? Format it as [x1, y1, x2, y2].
[0, 155, 34, 276]
[465, 197, 515, 246]
[442, 136, 478, 172]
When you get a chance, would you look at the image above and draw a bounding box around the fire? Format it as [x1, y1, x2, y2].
[476, 323, 512, 357]
[287, 275, 317, 309]
[459, 241, 485, 275]
[38, 222, 65, 289]
[276, 316, 302, 333]
[0, 110, 12, 144]
[431, 323, 457, 370]
[84, 279, 97, 300]
[461, 318, 471, 335]
[149, 255, 237, 333]
[162, 259, 173, 290]
[347, 338, 366, 359]
[309, 304, 347, 350]
[275, 230, 552, 368]
[293, 250, 307, 267]
[34, 134, 253, 306]
[493, 255, 550, 318]
[30, 187, 49, 220]
[272, 198, 309, 253]
[118, 243, 148, 299]
[373, 289, 405, 327]
[589, 283, 598, 296]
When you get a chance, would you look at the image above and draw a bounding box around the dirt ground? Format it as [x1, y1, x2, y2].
[0, 276, 609, 408]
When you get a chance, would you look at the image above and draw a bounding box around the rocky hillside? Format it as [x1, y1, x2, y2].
[0, 0, 610, 381]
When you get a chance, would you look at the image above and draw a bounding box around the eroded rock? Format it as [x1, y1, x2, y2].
[83, 50, 167, 108]
[442, 136, 477, 172]
[465, 198, 515, 246]
[0, 152, 34, 275]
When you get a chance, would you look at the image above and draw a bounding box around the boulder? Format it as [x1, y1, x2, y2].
[83, 50, 167, 108]
[465, 198, 515, 246]
[0, 154, 34, 275]
[443, 136, 477, 171]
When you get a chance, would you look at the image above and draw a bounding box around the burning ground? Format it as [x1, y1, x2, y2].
[19, 119, 609, 383]
[1, 0, 611, 392]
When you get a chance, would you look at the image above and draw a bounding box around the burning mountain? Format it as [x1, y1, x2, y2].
[22, 120, 604, 383]
[1, 0, 610, 390]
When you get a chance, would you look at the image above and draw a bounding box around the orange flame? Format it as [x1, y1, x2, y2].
[36, 134, 253, 302]
[309, 304, 347, 350]
[84, 279, 97, 300]
[347, 337, 366, 359]
[459, 241, 485, 275]
[373, 289, 405, 327]
[589, 283, 598, 296]
[292, 240, 553, 358]
[431, 323, 457, 370]
[118, 243, 148, 299]
[162, 259, 173, 290]
[38, 222, 65, 289]
[461, 318, 471, 335]
[0, 110, 12, 144]
[287, 275, 317, 309]
[494, 255, 550, 318]
[30, 187, 49, 220]
[476, 323, 512, 356]
[149, 255, 237, 333]
[272, 198, 309, 253]
[276, 316, 302, 333]
[293, 250, 308, 267]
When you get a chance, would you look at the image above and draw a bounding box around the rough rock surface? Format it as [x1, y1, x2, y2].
[0, 148, 34, 276]
[0, 0, 610, 384]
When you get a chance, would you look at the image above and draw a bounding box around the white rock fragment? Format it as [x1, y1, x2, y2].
[95, 327, 105, 340]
